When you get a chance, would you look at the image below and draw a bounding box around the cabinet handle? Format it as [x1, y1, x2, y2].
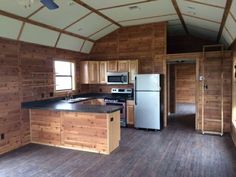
[110, 117, 114, 122]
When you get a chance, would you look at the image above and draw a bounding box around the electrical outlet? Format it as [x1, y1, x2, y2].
[1, 133, 4, 140]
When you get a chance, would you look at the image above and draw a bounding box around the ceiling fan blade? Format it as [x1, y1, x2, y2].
[40, 0, 59, 10]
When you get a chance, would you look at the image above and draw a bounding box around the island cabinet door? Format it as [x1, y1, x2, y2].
[107, 111, 120, 153]
[30, 110, 61, 146]
[61, 112, 109, 153]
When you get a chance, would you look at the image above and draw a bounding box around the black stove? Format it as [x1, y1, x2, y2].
[104, 88, 133, 127]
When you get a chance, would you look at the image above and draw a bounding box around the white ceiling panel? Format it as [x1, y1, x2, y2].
[20, 23, 59, 47]
[221, 28, 233, 47]
[81, 0, 145, 10]
[57, 34, 84, 52]
[0, 15, 23, 40]
[30, 0, 90, 29]
[187, 0, 227, 8]
[81, 41, 94, 54]
[225, 14, 236, 40]
[183, 15, 220, 32]
[0, 0, 42, 17]
[90, 24, 119, 40]
[187, 25, 217, 41]
[66, 13, 111, 37]
[120, 15, 178, 26]
[100, 0, 176, 22]
[230, 1, 236, 22]
[177, 0, 224, 23]
[168, 19, 182, 26]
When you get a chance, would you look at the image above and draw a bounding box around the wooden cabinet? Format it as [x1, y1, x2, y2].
[107, 60, 117, 72]
[127, 100, 135, 125]
[80, 60, 139, 84]
[88, 61, 100, 84]
[118, 60, 129, 72]
[80, 61, 99, 84]
[99, 61, 107, 84]
[129, 60, 139, 83]
[79, 61, 89, 84]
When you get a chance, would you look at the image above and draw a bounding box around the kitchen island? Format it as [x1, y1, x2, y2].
[22, 98, 121, 154]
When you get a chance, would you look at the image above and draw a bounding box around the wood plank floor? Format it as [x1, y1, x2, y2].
[0, 115, 235, 177]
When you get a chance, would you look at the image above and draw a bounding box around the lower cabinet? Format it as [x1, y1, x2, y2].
[127, 100, 135, 125]
[30, 109, 120, 154]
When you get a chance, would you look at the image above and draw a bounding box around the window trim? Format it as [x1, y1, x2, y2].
[53, 59, 76, 93]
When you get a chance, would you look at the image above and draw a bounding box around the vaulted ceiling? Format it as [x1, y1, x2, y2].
[0, 0, 235, 53]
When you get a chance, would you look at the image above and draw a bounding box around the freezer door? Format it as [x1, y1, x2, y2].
[135, 74, 160, 91]
[134, 91, 160, 129]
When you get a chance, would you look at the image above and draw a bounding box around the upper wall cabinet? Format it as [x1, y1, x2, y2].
[118, 60, 129, 72]
[80, 61, 100, 84]
[100, 61, 107, 84]
[88, 61, 100, 84]
[80, 60, 139, 84]
[107, 60, 118, 72]
[129, 60, 139, 83]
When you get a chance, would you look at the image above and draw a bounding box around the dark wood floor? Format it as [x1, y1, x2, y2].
[0, 115, 235, 177]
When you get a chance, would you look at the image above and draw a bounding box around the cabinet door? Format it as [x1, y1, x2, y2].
[88, 61, 100, 84]
[127, 100, 135, 125]
[129, 60, 139, 83]
[107, 60, 117, 72]
[79, 61, 89, 84]
[100, 61, 107, 84]
[118, 60, 129, 72]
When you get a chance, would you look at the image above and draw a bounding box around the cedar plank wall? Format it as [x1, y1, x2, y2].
[0, 37, 86, 154]
[231, 42, 236, 145]
[197, 51, 232, 132]
[167, 35, 217, 54]
[175, 63, 196, 104]
[87, 22, 167, 93]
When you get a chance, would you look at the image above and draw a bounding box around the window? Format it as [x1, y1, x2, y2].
[54, 60, 75, 91]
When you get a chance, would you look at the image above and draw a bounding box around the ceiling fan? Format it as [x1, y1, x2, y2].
[17, 0, 59, 10]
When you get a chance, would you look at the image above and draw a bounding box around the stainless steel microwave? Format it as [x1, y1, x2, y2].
[107, 72, 129, 85]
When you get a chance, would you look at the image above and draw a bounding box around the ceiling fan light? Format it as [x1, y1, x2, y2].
[40, 0, 59, 10]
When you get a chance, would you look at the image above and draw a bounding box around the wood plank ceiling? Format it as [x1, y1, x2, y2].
[0, 0, 235, 53]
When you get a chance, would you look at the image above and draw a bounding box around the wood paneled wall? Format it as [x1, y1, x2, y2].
[86, 22, 167, 94]
[197, 51, 232, 132]
[167, 35, 217, 54]
[90, 22, 167, 59]
[231, 46, 236, 145]
[175, 63, 196, 104]
[0, 37, 85, 154]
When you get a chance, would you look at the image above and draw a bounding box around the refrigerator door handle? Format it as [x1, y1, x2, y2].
[135, 76, 137, 105]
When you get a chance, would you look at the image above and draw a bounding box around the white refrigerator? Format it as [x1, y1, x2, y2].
[134, 74, 163, 130]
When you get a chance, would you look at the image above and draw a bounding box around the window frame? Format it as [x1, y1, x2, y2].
[53, 59, 76, 92]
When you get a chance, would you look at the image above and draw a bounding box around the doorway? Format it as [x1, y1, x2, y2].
[167, 59, 198, 129]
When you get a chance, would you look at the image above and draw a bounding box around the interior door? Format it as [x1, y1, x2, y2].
[202, 51, 223, 134]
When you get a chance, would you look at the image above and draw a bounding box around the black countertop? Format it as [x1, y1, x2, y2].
[21, 93, 126, 113]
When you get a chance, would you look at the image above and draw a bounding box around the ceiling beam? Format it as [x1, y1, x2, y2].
[26, 5, 45, 19]
[73, 0, 122, 28]
[0, 10, 94, 43]
[171, 0, 189, 35]
[217, 0, 232, 42]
